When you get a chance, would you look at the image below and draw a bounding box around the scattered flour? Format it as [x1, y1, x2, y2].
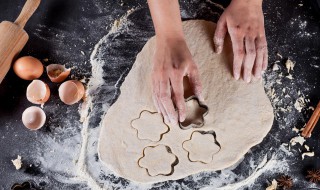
[294, 96, 306, 112]
[212, 152, 289, 190]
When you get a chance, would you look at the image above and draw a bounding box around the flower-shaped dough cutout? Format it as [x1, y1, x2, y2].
[131, 111, 169, 142]
[179, 96, 209, 130]
[183, 131, 220, 163]
[138, 145, 178, 176]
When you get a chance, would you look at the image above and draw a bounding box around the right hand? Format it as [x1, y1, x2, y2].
[152, 37, 203, 124]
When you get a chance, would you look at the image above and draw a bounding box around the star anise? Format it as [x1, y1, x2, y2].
[306, 169, 320, 183]
[277, 175, 293, 189]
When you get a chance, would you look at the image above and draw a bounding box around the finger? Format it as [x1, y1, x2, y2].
[262, 44, 268, 71]
[159, 79, 178, 124]
[154, 79, 170, 123]
[152, 95, 160, 113]
[152, 79, 160, 113]
[243, 36, 256, 83]
[214, 16, 227, 54]
[157, 96, 170, 124]
[253, 37, 265, 78]
[171, 77, 186, 122]
[188, 65, 204, 102]
[230, 33, 245, 80]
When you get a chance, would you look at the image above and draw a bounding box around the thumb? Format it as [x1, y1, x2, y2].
[214, 16, 227, 54]
[188, 67, 204, 102]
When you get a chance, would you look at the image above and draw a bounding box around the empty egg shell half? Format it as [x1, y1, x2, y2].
[26, 80, 50, 104]
[22, 106, 46, 130]
[46, 64, 71, 83]
[59, 80, 85, 105]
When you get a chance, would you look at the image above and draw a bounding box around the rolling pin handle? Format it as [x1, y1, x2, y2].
[14, 0, 41, 28]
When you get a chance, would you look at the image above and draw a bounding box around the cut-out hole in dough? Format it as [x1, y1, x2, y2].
[179, 96, 209, 130]
[182, 131, 221, 164]
[138, 145, 179, 176]
[131, 110, 169, 142]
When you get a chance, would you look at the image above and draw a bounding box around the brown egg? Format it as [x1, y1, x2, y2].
[59, 80, 85, 105]
[13, 56, 43, 80]
[22, 106, 46, 130]
[46, 64, 71, 83]
[26, 80, 50, 104]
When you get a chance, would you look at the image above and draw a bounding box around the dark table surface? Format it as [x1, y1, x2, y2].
[0, 0, 320, 189]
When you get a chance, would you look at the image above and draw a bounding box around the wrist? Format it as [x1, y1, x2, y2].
[155, 32, 185, 45]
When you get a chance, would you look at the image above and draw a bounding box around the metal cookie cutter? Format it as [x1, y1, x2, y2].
[179, 95, 209, 130]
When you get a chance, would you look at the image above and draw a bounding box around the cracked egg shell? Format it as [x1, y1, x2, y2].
[26, 80, 50, 104]
[13, 56, 43, 80]
[46, 64, 71, 83]
[22, 106, 46, 130]
[59, 80, 85, 105]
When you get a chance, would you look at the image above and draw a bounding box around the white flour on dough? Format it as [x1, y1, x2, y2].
[98, 20, 274, 183]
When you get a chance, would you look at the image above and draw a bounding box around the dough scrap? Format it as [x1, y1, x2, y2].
[183, 131, 220, 163]
[98, 20, 274, 183]
[131, 111, 169, 142]
[138, 145, 177, 176]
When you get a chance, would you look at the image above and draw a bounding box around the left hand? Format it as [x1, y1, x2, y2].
[214, 0, 268, 82]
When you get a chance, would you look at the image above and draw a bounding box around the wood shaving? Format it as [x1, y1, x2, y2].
[304, 145, 310, 151]
[272, 63, 280, 71]
[290, 135, 305, 146]
[266, 179, 277, 190]
[302, 151, 314, 160]
[292, 127, 299, 133]
[285, 59, 295, 73]
[286, 74, 293, 80]
[11, 155, 22, 170]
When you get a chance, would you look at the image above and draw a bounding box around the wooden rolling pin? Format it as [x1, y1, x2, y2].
[0, 0, 41, 84]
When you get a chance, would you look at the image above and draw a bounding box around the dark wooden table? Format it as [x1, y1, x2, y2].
[0, 0, 319, 189]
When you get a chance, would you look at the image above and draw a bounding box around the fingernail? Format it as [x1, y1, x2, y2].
[179, 114, 186, 122]
[170, 116, 177, 124]
[164, 117, 169, 124]
[215, 45, 222, 54]
[246, 75, 251, 83]
[234, 72, 240, 80]
[263, 65, 267, 71]
[198, 94, 205, 102]
[258, 71, 262, 79]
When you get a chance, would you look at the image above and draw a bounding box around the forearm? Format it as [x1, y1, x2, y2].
[230, 0, 263, 6]
[147, 0, 184, 41]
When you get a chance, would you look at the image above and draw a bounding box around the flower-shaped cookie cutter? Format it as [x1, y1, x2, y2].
[138, 145, 179, 176]
[179, 96, 209, 130]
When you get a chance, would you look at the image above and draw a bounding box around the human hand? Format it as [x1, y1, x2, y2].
[214, 0, 268, 82]
[152, 37, 203, 124]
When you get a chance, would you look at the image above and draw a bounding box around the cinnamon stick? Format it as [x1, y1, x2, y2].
[302, 101, 320, 138]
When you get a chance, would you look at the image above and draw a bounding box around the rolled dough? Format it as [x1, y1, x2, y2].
[98, 20, 274, 183]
